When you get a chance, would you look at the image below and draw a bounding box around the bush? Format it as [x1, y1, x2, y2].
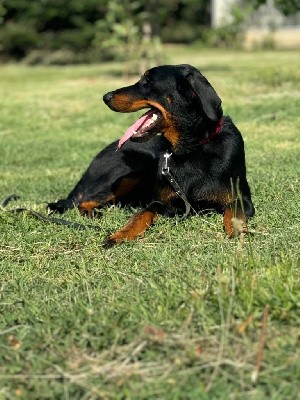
[40, 27, 96, 51]
[0, 22, 39, 58]
[202, 26, 245, 48]
[23, 48, 101, 65]
[161, 21, 200, 44]
[201, 4, 253, 49]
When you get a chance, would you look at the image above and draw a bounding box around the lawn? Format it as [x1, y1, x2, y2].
[0, 47, 299, 399]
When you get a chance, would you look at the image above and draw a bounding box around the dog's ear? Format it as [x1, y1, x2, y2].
[178, 64, 222, 122]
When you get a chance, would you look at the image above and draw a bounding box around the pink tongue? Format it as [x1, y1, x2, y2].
[118, 110, 154, 149]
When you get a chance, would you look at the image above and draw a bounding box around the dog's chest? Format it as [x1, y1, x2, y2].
[159, 153, 205, 196]
[158, 152, 227, 206]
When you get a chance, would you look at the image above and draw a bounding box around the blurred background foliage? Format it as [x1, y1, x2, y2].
[0, 0, 298, 67]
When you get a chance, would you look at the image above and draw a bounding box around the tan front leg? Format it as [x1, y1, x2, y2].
[103, 209, 158, 248]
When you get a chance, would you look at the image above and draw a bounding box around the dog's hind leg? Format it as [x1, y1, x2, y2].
[77, 175, 144, 218]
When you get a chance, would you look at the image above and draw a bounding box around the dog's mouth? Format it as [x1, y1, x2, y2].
[118, 108, 163, 149]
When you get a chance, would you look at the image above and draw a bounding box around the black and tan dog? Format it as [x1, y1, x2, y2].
[48, 64, 255, 247]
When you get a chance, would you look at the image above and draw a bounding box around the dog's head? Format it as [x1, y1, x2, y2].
[103, 64, 223, 152]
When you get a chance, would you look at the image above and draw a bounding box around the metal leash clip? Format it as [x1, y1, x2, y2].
[162, 151, 172, 174]
[161, 151, 192, 218]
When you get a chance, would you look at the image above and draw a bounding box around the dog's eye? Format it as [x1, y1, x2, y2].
[140, 77, 152, 92]
[142, 71, 151, 83]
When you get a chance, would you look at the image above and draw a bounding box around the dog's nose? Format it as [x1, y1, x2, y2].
[103, 92, 114, 104]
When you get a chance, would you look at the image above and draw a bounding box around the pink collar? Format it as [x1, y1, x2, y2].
[199, 118, 224, 145]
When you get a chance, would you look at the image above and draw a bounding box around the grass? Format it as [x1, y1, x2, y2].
[0, 47, 299, 399]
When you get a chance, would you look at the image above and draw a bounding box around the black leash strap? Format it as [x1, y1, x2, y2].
[162, 151, 193, 218]
[1, 193, 20, 207]
[1, 194, 101, 231]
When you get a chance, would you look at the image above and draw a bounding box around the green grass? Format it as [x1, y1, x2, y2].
[0, 47, 299, 399]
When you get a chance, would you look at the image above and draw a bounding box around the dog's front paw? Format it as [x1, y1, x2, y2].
[47, 199, 69, 214]
[102, 235, 119, 249]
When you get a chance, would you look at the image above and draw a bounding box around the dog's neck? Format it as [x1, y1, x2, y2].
[199, 117, 224, 145]
[171, 117, 224, 156]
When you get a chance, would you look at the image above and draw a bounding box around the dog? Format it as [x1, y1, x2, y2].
[48, 64, 255, 247]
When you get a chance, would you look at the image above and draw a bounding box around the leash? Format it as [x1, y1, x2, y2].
[1, 194, 101, 231]
[162, 151, 194, 218]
